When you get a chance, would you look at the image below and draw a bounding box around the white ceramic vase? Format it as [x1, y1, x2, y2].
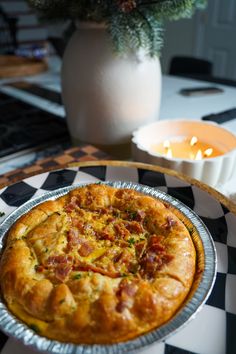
[61, 23, 162, 157]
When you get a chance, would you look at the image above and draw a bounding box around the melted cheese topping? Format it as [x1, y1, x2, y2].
[0, 184, 196, 344]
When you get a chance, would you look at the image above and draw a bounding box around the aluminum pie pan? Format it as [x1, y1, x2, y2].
[0, 181, 217, 354]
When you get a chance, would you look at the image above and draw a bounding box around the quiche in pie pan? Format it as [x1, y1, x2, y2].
[0, 182, 216, 352]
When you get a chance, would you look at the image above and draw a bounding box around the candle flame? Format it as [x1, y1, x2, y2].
[158, 137, 214, 160]
[190, 136, 198, 146]
[163, 140, 170, 149]
[204, 148, 213, 157]
[163, 140, 172, 158]
[195, 149, 203, 160]
[166, 148, 173, 158]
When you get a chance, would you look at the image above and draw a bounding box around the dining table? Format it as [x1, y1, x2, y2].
[0, 56, 236, 354]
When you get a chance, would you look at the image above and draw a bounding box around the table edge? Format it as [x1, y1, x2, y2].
[1, 160, 236, 215]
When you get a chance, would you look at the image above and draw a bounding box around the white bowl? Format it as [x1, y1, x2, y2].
[132, 120, 236, 186]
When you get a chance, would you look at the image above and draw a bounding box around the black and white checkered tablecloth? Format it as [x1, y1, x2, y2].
[0, 164, 235, 354]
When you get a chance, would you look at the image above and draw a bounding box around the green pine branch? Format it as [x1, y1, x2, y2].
[27, 0, 207, 57]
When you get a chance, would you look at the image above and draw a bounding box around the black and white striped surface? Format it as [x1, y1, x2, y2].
[0, 164, 235, 354]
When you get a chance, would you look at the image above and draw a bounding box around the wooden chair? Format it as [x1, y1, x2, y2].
[169, 56, 236, 87]
[169, 56, 213, 78]
[0, 6, 18, 54]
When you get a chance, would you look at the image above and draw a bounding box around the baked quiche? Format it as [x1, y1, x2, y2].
[0, 184, 196, 344]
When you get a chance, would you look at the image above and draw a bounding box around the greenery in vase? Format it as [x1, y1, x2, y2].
[27, 0, 207, 57]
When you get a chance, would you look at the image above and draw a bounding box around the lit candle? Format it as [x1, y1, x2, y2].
[190, 136, 198, 146]
[151, 136, 223, 160]
[163, 140, 173, 158]
[195, 149, 203, 160]
[132, 119, 236, 186]
[204, 148, 213, 157]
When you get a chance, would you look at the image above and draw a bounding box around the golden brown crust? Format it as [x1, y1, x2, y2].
[0, 184, 196, 344]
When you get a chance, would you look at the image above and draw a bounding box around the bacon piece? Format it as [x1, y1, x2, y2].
[148, 235, 165, 253]
[117, 278, 138, 297]
[35, 265, 44, 273]
[74, 262, 120, 278]
[123, 209, 146, 222]
[125, 221, 144, 234]
[78, 242, 94, 257]
[162, 216, 177, 230]
[139, 252, 158, 278]
[139, 244, 174, 278]
[135, 210, 146, 222]
[107, 216, 115, 223]
[67, 227, 79, 242]
[96, 230, 114, 241]
[67, 226, 95, 256]
[113, 252, 122, 263]
[99, 206, 113, 215]
[118, 240, 129, 248]
[116, 279, 138, 312]
[66, 228, 81, 251]
[45, 254, 73, 282]
[65, 196, 79, 213]
[99, 208, 107, 215]
[67, 225, 95, 249]
[162, 254, 174, 264]
[149, 243, 165, 253]
[113, 249, 133, 273]
[114, 223, 130, 239]
[71, 218, 85, 233]
[65, 203, 75, 213]
[148, 234, 164, 246]
[116, 300, 129, 313]
[46, 254, 73, 266]
[55, 264, 72, 282]
[135, 241, 146, 258]
[85, 191, 93, 205]
[114, 249, 131, 265]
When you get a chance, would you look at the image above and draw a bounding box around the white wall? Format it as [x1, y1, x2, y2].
[160, 16, 198, 74]
[160, 1, 236, 80]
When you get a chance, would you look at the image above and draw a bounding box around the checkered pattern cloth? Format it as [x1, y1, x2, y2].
[0, 145, 110, 188]
[0, 164, 235, 354]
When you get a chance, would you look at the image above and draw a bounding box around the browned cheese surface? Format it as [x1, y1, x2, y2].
[0, 184, 196, 344]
